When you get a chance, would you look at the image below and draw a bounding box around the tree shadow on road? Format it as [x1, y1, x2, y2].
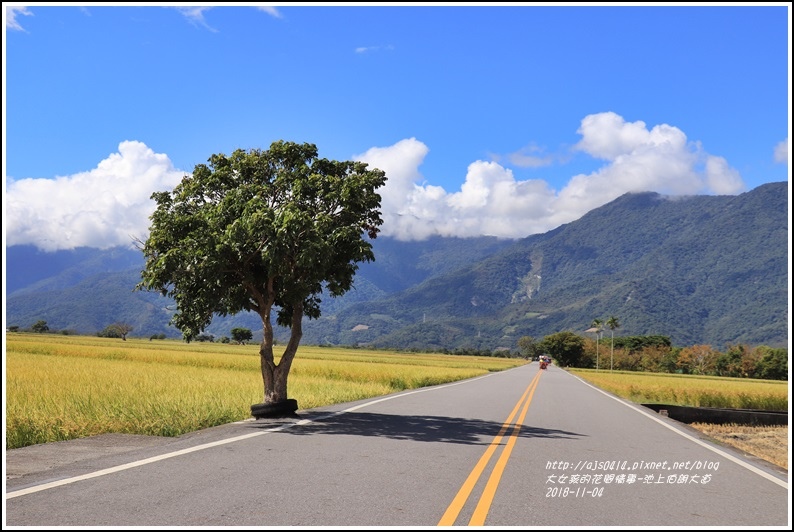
[250, 411, 584, 446]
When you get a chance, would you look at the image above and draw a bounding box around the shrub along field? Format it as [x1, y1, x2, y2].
[5, 334, 525, 449]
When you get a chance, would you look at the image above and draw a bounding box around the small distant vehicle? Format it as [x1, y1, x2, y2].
[539, 355, 551, 370]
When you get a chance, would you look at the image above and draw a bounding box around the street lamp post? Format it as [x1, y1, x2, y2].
[585, 325, 602, 370]
[596, 331, 599, 370]
[606, 316, 620, 373]
[596, 329, 604, 371]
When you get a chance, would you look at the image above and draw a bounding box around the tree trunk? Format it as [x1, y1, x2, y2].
[258, 302, 303, 404]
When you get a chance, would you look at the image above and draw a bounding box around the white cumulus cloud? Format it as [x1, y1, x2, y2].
[354, 111, 745, 241]
[5, 141, 185, 251]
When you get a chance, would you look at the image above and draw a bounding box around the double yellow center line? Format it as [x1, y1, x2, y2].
[438, 367, 544, 526]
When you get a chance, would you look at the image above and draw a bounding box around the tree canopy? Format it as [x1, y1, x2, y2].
[136, 140, 387, 410]
[231, 327, 253, 344]
[540, 331, 585, 367]
[517, 335, 543, 360]
[31, 320, 49, 333]
[98, 322, 134, 340]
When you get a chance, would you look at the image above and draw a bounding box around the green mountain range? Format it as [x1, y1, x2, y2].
[5, 181, 788, 351]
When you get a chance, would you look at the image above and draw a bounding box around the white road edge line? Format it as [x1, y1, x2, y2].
[567, 371, 788, 489]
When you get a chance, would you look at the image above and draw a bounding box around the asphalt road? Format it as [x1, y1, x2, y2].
[5, 362, 790, 527]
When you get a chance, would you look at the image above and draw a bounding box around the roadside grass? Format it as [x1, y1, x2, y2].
[5, 334, 524, 449]
[688, 423, 788, 470]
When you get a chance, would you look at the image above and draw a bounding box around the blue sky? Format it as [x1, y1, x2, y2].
[3, 3, 791, 251]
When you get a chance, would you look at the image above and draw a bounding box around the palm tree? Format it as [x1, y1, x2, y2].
[606, 315, 620, 371]
[591, 318, 603, 370]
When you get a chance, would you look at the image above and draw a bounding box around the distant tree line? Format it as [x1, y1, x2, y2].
[517, 332, 787, 381]
[7, 320, 78, 336]
[8, 320, 258, 345]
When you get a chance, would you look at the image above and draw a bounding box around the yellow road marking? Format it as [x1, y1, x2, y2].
[438, 367, 543, 526]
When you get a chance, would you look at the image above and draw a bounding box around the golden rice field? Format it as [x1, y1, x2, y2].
[567, 368, 788, 411]
[5, 333, 526, 449]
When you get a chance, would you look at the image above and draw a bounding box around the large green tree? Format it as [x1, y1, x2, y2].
[231, 327, 253, 345]
[98, 322, 134, 340]
[540, 331, 585, 368]
[31, 320, 49, 333]
[136, 141, 387, 414]
[754, 346, 788, 380]
[517, 335, 543, 360]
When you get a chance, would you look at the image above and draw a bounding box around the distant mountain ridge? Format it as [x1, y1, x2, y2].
[5, 181, 789, 350]
[5, 235, 514, 340]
